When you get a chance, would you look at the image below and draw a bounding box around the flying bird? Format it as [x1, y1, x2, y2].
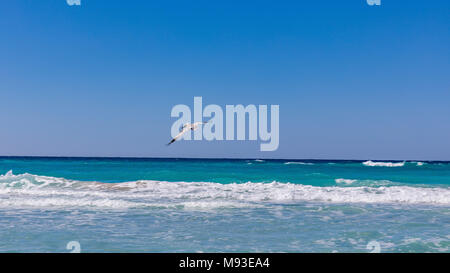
[167, 121, 208, 146]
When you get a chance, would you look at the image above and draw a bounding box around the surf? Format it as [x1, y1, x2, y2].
[1, 171, 449, 209]
[363, 161, 405, 167]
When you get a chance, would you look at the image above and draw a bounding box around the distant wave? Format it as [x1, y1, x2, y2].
[363, 161, 405, 167]
[284, 162, 314, 165]
[362, 161, 427, 167]
[335, 178, 357, 185]
[334, 178, 406, 187]
[1, 171, 449, 209]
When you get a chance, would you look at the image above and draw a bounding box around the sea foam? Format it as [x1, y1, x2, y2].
[363, 161, 405, 167]
[335, 178, 357, 185]
[0, 172, 449, 209]
[284, 162, 314, 165]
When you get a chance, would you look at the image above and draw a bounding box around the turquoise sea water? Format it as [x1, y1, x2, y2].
[0, 157, 449, 252]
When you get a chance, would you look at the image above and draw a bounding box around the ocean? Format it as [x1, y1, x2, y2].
[0, 157, 449, 252]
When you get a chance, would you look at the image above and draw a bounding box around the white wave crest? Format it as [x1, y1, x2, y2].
[0, 172, 449, 209]
[284, 162, 314, 165]
[335, 178, 357, 185]
[363, 161, 405, 167]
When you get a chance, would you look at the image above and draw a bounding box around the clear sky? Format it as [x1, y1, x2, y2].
[0, 0, 449, 160]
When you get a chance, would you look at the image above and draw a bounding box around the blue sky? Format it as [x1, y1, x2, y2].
[0, 0, 449, 160]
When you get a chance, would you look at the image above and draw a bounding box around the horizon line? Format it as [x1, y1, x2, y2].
[0, 155, 448, 162]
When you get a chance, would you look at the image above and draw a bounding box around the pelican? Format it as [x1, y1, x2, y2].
[167, 121, 208, 146]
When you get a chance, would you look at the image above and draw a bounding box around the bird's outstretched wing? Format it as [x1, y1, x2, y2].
[167, 127, 189, 146]
[166, 121, 210, 146]
[194, 121, 209, 126]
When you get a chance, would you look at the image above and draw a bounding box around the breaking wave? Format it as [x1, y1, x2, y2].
[335, 178, 357, 185]
[0, 171, 449, 209]
[363, 161, 405, 167]
[284, 162, 314, 165]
